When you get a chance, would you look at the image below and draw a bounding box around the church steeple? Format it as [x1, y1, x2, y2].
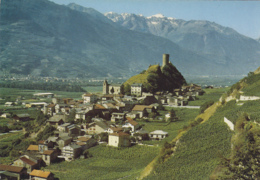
[103, 80, 109, 94]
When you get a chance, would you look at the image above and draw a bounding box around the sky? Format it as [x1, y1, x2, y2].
[49, 0, 260, 39]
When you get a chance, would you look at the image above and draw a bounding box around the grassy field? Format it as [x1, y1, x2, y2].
[82, 86, 103, 94]
[188, 87, 229, 106]
[45, 145, 159, 180]
[0, 87, 103, 104]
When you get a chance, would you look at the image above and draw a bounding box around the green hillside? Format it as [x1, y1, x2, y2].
[143, 69, 260, 179]
[124, 63, 186, 93]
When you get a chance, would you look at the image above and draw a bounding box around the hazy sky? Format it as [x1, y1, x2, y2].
[50, 0, 260, 39]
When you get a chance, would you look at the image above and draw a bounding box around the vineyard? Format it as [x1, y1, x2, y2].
[45, 145, 159, 180]
[145, 93, 260, 179]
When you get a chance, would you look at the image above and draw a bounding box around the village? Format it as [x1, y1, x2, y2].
[0, 78, 206, 180]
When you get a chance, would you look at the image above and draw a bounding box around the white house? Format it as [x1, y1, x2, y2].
[131, 83, 143, 96]
[111, 112, 126, 122]
[106, 126, 123, 134]
[122, 118, 140, 132]
[4, 102, 14, 107]
[149, 130, 168, 140]
[82, 94, 98, 104]
[33, 93, 54, 98]
[62, 144, 82, 160]
[108, 132, 131, 147]
[1, 113, 11, 118]
[57, 123, 71, 132]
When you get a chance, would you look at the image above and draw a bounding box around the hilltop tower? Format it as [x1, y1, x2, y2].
[103, 80, 109, 94]
[162, 54, 170, 68]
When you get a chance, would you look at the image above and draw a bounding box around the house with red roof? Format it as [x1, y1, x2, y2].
[0, 164, 27, 180]
[122, 118, 140, 132]
[13, 156, 38, 173]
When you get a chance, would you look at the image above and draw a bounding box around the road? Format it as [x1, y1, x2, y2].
[164, 105, 200, 109]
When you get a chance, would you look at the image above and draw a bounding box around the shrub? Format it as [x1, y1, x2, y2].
[200, 100, 214, 114]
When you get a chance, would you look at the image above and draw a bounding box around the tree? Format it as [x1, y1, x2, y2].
[36, 125, 56, 141]
[83, 150, 93, 159]
[68, 109, 76, 123]
[124, 83, 131, 96]
[110, 87, 114, 94]
[214, 115, 260, 179]
[35, 111, 46, 125]
[85, 116, 92, 123]
[9, 149, 20, 158]
[99, 132, 108, 142]
[148, 112, 157, 119]
[0, 125, 9, 133]
[169, 109, 177, 121]
[147, 73, 160, 93]
[157, 104, 165, 111]
[169, 109, 175, 118]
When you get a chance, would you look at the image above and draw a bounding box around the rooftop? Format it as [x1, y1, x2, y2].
[150, 130, 168, 135]
[0, 164, 24, 173]
[132, 105, 153, 111]
[30, 170, 51, 178]
[20, 156, 37, 166]
[110, 132, 130, 137]
[43, 150, 54, 155]
[77, 137, 91, 142]
[27, 145, 39, 151]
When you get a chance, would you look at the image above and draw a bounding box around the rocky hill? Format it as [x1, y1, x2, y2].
[124, 55, 186, 93]
[105, 12, 260, 76]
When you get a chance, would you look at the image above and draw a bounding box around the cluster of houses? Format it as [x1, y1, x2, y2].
[0, 81, 206, 179]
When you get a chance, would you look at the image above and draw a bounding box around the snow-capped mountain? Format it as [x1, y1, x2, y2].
[105, 12, 260, 72]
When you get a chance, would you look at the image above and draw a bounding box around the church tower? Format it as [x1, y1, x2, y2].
[103, 80, 109, 94]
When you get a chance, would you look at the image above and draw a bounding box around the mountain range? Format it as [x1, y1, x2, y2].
[105, 12, 260, 75]
[0, 0, 259, 78]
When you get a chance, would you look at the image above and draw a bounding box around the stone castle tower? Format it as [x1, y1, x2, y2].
[103, 80, 109, 94]
[162, 54, 170, 68]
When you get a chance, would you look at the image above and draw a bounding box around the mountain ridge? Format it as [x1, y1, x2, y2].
[105, 12, 260, 74]
[0, 1, 258, 78]
[0, 0, 190, 78]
